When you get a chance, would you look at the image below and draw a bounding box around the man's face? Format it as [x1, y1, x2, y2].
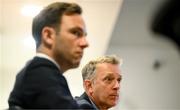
[53, 14, 89, 69]
[91, 63, 122, 109]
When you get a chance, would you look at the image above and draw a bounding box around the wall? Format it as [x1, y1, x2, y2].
[107, 0, 180, 110]
[0, 0, 2, 106]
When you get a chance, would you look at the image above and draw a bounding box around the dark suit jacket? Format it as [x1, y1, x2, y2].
[8, 57, 79, 109]
[75, 92, 97, 110]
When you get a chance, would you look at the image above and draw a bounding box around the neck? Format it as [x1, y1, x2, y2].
[97, 104, 108, 110]
[37, 46, 69, 73]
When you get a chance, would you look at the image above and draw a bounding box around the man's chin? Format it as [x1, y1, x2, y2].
[108, 100, 118, 107]
[106, 103, 116, 109]
[72, 61, 80, 68]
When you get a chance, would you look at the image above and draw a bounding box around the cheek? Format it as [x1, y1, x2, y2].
[55, 38, 71, 53]
[92, 85, 102, 95]
[62, 40, 76, 53]
[93, 85, 109, 97]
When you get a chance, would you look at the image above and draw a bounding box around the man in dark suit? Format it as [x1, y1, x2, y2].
[75, 92, 97, 109]
[8, 2, 89, 109]
[76, 55, 123, 110]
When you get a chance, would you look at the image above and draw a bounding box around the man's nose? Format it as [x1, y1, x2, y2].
[113, 81, 120, 90]
[79, 37, 89, 48]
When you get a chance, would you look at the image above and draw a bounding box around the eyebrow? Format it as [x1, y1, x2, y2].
[69, 27, 87, 36]
[103, 73, 122, 78]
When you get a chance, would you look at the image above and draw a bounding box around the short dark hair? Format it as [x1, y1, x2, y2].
[32, 2, 82, 48]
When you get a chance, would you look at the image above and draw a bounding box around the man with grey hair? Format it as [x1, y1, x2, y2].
[76, 55, 123, 110]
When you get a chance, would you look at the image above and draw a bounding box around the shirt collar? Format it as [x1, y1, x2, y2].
[36, 53, 61, 71]
[88, 97, 99, 110]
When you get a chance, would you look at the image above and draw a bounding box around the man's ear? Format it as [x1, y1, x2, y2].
[41, 26, 56, 47]
[84, 80, 93, 94]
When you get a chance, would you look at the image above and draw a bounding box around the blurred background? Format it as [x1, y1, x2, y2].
[0, 0, 180, 109]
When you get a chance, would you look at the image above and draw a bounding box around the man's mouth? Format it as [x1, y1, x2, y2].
[109, 94, 119, 99]
[77, 51, 83, 57]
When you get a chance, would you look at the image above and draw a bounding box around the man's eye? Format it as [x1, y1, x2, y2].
[72, 31, 82, 37]
[107, 77, 112, 81]
[117, 78, 121, 83]
[117, 76, 122, 83]
[104, 77, 113, 83]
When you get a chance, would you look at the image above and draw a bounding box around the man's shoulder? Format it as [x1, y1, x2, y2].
[23, 57, 61, 74]
[75, 93, 96, 109]
[16, 57, 64, 86]
[30, 57, 58, 68]
[75, 96, 94, 109]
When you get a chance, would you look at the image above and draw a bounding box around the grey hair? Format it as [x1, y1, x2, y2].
[81, 55, 122, 81]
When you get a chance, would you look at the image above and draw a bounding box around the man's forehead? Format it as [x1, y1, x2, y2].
[96, 69, 121, 77]
[96, 63, 119, 70]
[61, 14, 84, 25]
[61, 14, 86, 30]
